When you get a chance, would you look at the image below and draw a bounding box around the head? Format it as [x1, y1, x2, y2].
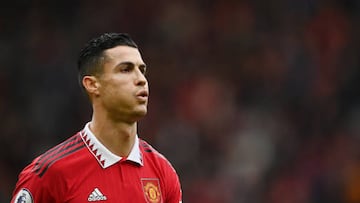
[78, 33, 149, 123]
[78, 33, 139, 86]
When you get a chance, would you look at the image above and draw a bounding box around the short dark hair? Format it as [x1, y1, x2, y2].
[77, 33, 138, 88]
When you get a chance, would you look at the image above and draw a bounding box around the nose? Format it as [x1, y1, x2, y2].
[134, 68, 147, 86]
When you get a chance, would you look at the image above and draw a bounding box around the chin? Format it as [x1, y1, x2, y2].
[133, 108, 147, 119]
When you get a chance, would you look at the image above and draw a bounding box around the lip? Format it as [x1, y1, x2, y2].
[136, 90, 149, 102]
[136, 90, 149, 97]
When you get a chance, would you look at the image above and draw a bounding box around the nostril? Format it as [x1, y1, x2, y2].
[135, 75, 147, 86]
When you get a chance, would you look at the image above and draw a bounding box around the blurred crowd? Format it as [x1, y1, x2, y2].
[1, 0, 360, 202]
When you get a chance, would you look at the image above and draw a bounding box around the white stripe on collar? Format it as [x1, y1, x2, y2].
[80, 122, 143, 168]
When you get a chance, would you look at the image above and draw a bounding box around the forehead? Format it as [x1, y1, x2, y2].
[103, 45, 144, 65]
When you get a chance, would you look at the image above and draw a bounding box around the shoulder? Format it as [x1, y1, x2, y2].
[139, 139, 167, 162]
[140, 139, 166, 159]
[12, 133, 87, 202]
[30, 132, 86, 178]
[139, 139, 183, 201]
[139, 139, 178, 174]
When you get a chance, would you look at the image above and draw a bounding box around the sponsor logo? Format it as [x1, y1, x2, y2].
[141, 178, 162, 203]
[14, 188, 33, 203]
[88, 188, 107, 202]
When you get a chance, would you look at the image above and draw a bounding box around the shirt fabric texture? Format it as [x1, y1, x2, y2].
[11, 123, 182, 203]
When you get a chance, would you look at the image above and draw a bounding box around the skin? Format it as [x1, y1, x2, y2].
[82, 46, 148, 157]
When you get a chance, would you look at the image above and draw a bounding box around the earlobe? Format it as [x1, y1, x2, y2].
[83, 76, 100, 95]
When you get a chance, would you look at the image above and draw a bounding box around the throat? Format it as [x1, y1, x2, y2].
[100, 135, 135, 157]
[89, 121, 137, 157]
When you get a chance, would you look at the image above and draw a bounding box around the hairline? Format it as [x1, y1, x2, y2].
[78, 33, 139, 91]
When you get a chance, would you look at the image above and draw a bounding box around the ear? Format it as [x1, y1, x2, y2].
[82, 76, 100, 96]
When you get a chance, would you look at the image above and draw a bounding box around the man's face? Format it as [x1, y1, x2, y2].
[96, 45, 149, 122]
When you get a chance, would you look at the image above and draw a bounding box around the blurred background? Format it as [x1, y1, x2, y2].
[1, 0, 360, 202]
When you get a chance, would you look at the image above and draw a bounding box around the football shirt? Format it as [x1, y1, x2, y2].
[11, 123, 182, 203]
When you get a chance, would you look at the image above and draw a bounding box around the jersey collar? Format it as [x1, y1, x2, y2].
[81, 122, 143, 168]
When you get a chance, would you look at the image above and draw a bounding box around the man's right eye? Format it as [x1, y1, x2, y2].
[120, 66, 132, 73]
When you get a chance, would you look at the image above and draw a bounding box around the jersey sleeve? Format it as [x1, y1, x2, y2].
[11, 158, 63, 203]
[163, 161, 183, 203]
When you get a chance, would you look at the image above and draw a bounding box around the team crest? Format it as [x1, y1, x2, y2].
[141, 178, 162, 203]
[14, 188, 33, 203]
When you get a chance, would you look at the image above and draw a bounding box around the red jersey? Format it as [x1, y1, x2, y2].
[11, 123, 182, 203]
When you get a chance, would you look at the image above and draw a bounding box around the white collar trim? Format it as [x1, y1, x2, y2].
[80, 122, 143, 168]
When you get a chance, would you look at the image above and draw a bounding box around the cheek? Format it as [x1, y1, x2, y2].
[99, 77, 134, 99]
[102, 77, 126, 91]
[106, 82, 132, 100]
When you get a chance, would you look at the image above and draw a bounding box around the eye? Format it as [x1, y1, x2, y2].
[121, 67, 130, 72]
[139, 65, 147, 75]
[120, 64, 133, 73]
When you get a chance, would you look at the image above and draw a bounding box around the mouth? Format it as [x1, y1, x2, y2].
[136, 90, 149, 101]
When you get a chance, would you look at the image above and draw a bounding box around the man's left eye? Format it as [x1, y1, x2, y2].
[121, 67, 131, 72]
[140, 68, 146, 75]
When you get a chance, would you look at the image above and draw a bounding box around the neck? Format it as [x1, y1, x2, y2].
[89, 114, 137, 157]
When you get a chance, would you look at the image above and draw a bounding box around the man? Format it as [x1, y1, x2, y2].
[11, 33, 182, 203]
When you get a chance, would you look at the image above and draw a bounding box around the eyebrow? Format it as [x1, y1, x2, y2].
[115, 61, 147, 68]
